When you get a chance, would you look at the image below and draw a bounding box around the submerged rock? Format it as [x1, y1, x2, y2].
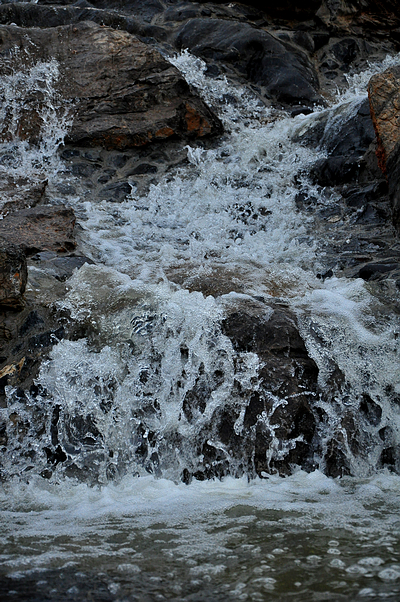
[0, 21, 223, 149]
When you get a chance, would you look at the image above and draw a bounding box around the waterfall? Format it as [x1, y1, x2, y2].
[1, 39, 400, 602]
[1, 51, 399, 485]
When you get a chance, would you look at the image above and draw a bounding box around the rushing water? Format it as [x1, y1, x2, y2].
[1, 48, 400, 600]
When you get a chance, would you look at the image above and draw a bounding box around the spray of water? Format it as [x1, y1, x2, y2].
[1, 50, 400, 485]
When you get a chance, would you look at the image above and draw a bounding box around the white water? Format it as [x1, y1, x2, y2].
[1, 49, 400, 600]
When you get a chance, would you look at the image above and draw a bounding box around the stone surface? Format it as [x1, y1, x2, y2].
[299, 98, 378, 186]
[317, 0, 400, 33]
[369, 65, 400, 230]
[0, 21, 223, 149]
[0, 205, 76, 255]
[0, 176, 47, 216]
[218, 300, 319, 476]
[368, 66, 400, 174]
[175, 18, 322, 108]
[0, 243, 27, 310]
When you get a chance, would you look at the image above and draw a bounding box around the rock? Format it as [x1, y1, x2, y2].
[0, 205, 76, 255]
[0, 2, 143, 34]
[300, 98, 377, 186]
[218, 300, 319, 476]
[317, 0, 400, 33]
[356, 261, 399, 281]
[83, 0, 165, 21]
[368, 66, 400, 173]
[0, 306, 66, 406]
[387, 151, 400, 230]
[0, 243, 27, 310]
[29, 251, 94, 282]
[0, 176, 47, 216]
[0, 21, 223, 150]
[175, 18, 322, 108]
[194, 0, 321, 20]
[369, 65, 400, 229]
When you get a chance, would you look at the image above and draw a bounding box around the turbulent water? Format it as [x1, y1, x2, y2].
[1, 49, 400, 600]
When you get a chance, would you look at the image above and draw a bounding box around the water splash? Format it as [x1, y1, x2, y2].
[0, 53, 72, 212]
[2, 51, 400, 485]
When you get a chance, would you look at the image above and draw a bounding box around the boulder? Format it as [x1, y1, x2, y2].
[196, 300, 320, 478]
[0, 243, 27, 310]
[0, 205, 76, 255]
[369, 66, 400, 230]
[175, 18, 322, 108]
[0, 21, 223, 150]
[299, 98, 378, 186]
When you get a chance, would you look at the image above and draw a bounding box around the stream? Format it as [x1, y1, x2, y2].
[1, 49, 400, 600]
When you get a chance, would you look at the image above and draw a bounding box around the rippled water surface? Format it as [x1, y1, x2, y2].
[1, 473, 400, 600]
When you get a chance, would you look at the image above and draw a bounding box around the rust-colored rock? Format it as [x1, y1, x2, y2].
[0, 21, 222, 150]
[368, 66, 400, 230]
[0, 243, 27, 310]
[368, 66, 400, 173]
[0, 206, 76, 255]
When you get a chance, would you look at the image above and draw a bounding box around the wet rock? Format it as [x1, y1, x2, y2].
[0, 2, 144, 34]
[368, 66, 400, 174]
[299, 98, 377, 186]
[219, 300, 319, 476]
[0, 243, 27, 310]
[82, 0, 165, 21]
[0, 176, 47, 216]
[0, 305, 65, 406]
[0, 205, 76, 255]
[30, 251, 94, 282]
[175, 18, 322, 107]
[99, 182, 132, 203]
[387, 151, 400, 231]
[369, 65, 400, 230]
[317, 0, 400, 34]
[0, 21, 223, 150]
[194, 0, 321, 20]
[356, 261, 399, 281]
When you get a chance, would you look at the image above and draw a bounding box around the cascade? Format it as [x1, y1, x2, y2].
[1, 29, 400, 602]
[1, 51, 400, 484]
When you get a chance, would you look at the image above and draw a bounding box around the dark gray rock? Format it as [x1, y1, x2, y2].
[299, 98, 378, 186]
[30, 251, 94, 281]
[388, 147, 400, 231]
[216, 300, 319, 477]
[175, 18, 322, 107]
[0, 243, 27, 310]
